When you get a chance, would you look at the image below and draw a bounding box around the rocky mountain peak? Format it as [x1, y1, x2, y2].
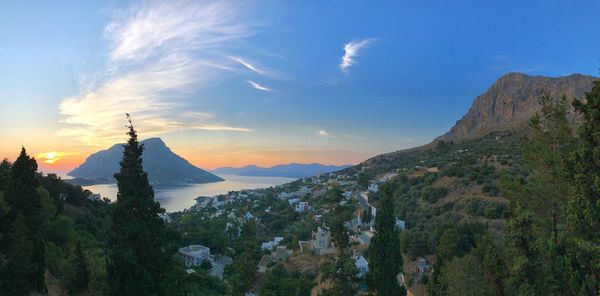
[437, 72, 598, 141]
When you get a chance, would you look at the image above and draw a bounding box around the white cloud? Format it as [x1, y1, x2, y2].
[315, 129, 364, 140]
[340, 38, 374, 73]
[247, 80, 272, 92]
[229, 56, 266, 75]
[58, 0, 255, 146]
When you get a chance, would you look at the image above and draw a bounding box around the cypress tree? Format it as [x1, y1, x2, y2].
[367, 183, 405, 296]
[0, 147, 46, 294]
[564, 81, 600, 294]
[107, 115, 174, 295]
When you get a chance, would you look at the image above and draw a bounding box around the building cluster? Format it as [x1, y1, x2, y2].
[176, 166, 425, 285]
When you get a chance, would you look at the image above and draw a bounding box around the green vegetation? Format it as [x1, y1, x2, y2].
[0, 148, 46, 294]
[261, 265, 314, 296]
[321, 185, 359, 296]
[428, 87, 600, 295]
[107, 117, 177, 295]
[228, 221, 260, 295]
[368, 184, 405, 296]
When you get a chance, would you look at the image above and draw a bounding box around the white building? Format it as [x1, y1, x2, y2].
[311, 226, 333, 255]
[261, 242, 276, 251]
[159, 213, 171, 223]
[261, 237, 285, 251]
[298, 186, 310, 195]
[179, 245, 212, 267]
[368, 183, 379, 193]
[295, 201, 309, 212]
[278, 192, 291, 200]
[395, 218, 406, 230]
[354, 255, 369, 278]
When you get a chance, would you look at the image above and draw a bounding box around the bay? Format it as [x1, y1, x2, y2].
[82, 174, 296, 212]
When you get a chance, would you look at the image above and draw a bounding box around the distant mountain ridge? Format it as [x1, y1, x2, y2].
[437, 72, 598, 141]
[212, 163, 352, 179]
[68, 138, 223, 185]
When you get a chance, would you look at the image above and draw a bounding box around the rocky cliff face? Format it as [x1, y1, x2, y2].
[438, 73, 598, 141]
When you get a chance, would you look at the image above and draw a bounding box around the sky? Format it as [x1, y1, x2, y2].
[1, 0, 599, 173]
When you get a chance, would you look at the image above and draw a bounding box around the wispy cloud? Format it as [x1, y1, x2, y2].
[229, 56, 266, 75]
[58, 0, 255, 146]
[247, 80, 272, 92]
[340, 38, 375, 73]
[317, 130, 329, 137]
[316, 129, 364, 140]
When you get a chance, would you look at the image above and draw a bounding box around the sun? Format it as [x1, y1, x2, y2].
[37, 151, 71, 165]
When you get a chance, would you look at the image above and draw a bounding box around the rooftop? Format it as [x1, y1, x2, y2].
[179, 245, 210, 257]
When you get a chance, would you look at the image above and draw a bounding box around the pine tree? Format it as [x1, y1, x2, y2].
[564, 81, 600, 294]
[107, 115, 174, 295]
[367, 183, 405, 296]
[504, 207, 539, 295]
[0, 147, 46, 293]
[0, 158, 11, 190]
[521, 96, 574, 237]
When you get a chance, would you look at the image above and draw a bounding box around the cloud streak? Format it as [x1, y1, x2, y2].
[247, 80, 272, 92]
[340, 38, 374, 73]
[58, 0, 255, 146]
[230, 56, 266, 75]
[316, 129, 363, 140]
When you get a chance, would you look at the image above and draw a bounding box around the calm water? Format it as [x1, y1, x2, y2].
[82, 174, 295, 212]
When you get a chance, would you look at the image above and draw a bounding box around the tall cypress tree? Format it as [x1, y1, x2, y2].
[564, 81, 600, 294]
[107, 115, 174, 295]
[367, 183, 405, 296]
[0, 147, 46, 294]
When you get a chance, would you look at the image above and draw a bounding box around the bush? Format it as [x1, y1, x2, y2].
[422, 186, 448, 203]
[465, 198, 507, 219]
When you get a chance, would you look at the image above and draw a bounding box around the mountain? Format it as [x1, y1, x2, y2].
[212, 163, 352, 179]
[356, 72, 598, 173]
[438, 72, 598, 141]
[68, 138, 223, 185]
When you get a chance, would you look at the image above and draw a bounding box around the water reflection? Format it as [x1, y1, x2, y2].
[83, 174, 296, 212]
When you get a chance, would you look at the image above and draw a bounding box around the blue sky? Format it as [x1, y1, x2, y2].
[1, 0, 599, 170]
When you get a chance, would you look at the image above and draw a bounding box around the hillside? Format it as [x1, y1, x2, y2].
[212, 163, 352, 179]
[69, 138, 223, 185]
[344, 73, 599, 241]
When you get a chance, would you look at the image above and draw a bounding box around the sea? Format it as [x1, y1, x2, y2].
[78, 174, 295, 212]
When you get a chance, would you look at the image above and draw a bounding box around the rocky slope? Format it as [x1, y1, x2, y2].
[69, 138, 223, 185]
[437, 72, 598, 141]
